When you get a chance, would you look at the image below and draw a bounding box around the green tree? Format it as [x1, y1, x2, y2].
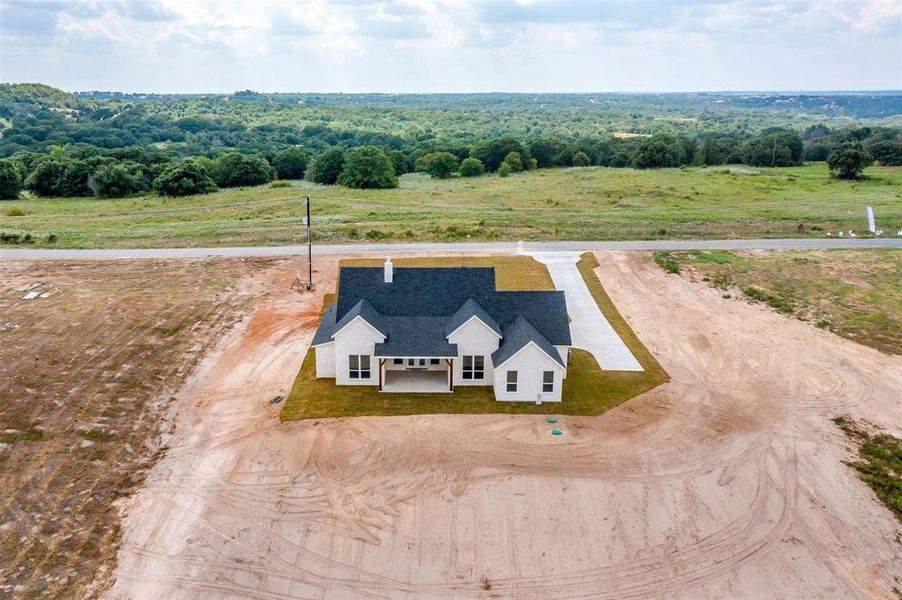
[272, 147, 310, 179]
[571, 151, 591, 167]
[458, 157, 484, 177]
[470, 137, 528, 171]
[0, 159, 22, 199]
[308, 148, 346, 184]
[741, 130, 804, 167]
[417, 151, 458, 179]
[826, 143, 873, 180]
[502, 151, 524, 172]
[388, 150, 409, 176]
[338, 146, 398, 189]
[633, 134, 684, 169]
[91, 162, 145, 198]
[867, 140, 902, 166]
[497, 162, 513, 177]
[152, 160, 218, 197]
[528, 138, 566, 168]
[213, 153, 274, 187]
[24, 157, 93, 197]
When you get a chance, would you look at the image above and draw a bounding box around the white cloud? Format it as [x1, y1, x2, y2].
[0, 0, 898, 92]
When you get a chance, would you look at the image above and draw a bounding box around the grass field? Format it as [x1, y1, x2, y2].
[2, 164, 901, 248]
[655, 249, 902, 355]
[281, 253, 668, 420]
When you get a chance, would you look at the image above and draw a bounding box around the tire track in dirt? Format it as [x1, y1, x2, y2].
[104, 252, 902, 599]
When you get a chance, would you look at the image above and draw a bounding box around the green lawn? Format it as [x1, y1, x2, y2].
[3, 164, 901, 248]
[655, 249, 902, 355]
[280, 253, 668, 420]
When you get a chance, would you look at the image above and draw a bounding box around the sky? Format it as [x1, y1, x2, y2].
[1, 0, 900, 94]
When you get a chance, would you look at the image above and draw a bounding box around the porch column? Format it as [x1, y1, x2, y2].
[378, 359, 386, 391]
[446, 359, 453, 392]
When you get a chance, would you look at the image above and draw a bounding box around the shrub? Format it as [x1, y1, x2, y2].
[827, 143, 873, 180]
[502, 151, 524, 172]
[273, 147, 310, 179]
[653, 252, 680, 274]
[91, 162, 144, 198]
[213, 153, 274, 187]
[416, 151, 459, 179]
[152, 160, 218, 197]
[0, 159, 22, 200]
[497, 162, 512, 177]
[338, 146, 398, 189]
[308, 148, 346, 185]
[458, 157, 484, 177]
[571, 151, 591, 167]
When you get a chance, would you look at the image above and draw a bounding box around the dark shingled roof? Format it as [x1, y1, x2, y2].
[444, 298, 501, 337]
[492, 315, 565, 368]
[333, 299, 386, 336]
[311, 303, 338, 346]
[318, 266, 571, 358]
[374, 318, 458, 357]
[490, 291, 571, 346]
[336, 267, 497, 318]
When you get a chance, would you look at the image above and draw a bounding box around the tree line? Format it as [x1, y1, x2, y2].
[1, 84, 900, 200]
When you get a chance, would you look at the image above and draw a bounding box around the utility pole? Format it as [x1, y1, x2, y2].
[292, 196, 313, 292]
[305, 196, 312, 290]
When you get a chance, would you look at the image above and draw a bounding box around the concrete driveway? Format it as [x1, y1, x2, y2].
[529, 251, 643, 371]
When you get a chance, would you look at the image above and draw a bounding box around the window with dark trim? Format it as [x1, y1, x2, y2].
[349, 355, 371, 379]
[506, 370, 518, 392]
[542, 371, 554, 393]
[462, 355, 485, 380]
[430, 358, 440, 365]
[393, 358, 403, 365]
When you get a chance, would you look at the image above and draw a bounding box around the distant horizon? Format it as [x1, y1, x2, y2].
[9, 84, 901, 96]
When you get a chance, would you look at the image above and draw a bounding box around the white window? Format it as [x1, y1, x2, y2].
[462, 355, 485, 380]
[506, 370, 518, 392]
[542, 371, 554, 393]
[349, 355, 371, 379]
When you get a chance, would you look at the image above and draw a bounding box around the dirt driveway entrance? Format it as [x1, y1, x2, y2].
[106, 251, 902, 599]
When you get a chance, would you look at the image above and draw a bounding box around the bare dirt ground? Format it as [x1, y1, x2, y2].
[100, 250, 902, 599]
[0, 258, 277, 599]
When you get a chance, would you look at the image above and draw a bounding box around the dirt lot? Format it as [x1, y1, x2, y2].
[101, 251, 901, 599]
[0, 258, 279, 598]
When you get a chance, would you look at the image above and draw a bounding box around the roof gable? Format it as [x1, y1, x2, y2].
[492, 315, 565, 369]
[332, 299, 386, 338]
[444, 298, 502, 338]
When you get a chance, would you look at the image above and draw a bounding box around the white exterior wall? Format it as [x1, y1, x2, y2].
[492, 344, 566, 402]
[447, 318, 500, 386]
[333, 318, 385, 386]
[314, 342, 335, 378]
[383, 358, 448, 372]
[554, 345, 571, 378]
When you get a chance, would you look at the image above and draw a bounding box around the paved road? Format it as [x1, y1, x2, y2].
[1, 238, 900, 260]
[530, 252, 643, 371]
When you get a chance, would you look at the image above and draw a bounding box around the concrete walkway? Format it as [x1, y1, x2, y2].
[529, 251, 643, 372]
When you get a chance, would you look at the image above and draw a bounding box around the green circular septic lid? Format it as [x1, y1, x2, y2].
[551, 429, 562, 436]
[547, 417, 558, 424]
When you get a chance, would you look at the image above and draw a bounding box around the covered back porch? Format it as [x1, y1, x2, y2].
[378, 357, 454, 393]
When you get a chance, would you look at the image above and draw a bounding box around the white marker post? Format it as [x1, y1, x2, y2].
[866, 206, 876, 234]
